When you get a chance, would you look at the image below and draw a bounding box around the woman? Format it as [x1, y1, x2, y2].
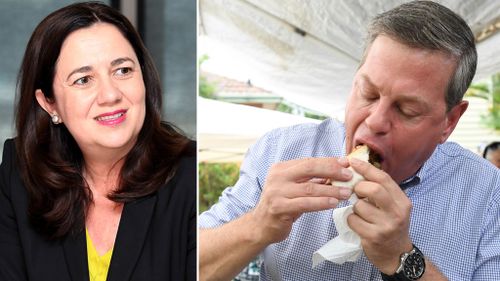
[0, 2, 196, 281]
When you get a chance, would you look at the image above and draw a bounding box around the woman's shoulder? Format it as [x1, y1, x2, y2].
[1, 138, 27, 205]
[181, 139, 196, 159]
[1, 138, 20, 181]
[171, 139, 196, 186]
[153, 141, 196, 215]
[1, 138, 16, 161]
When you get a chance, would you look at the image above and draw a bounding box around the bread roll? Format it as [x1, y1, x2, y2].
[332, 145, 381, 192]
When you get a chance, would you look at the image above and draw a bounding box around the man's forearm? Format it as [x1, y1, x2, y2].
[199, 211, 269, 281]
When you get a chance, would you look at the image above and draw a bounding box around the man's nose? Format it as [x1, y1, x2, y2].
[365, 101, 391, 134]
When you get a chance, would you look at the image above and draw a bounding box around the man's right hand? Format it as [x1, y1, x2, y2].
[199, 157, 353, 281]
[250, 157, 354, 245]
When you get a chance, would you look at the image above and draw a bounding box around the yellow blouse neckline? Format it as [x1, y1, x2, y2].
[86, 229, 113, 281]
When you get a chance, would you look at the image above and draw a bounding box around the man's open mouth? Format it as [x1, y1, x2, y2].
[355, 144, 382, 169]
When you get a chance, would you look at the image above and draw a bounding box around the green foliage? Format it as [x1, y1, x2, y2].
[467, 83, 489, 99]
[199, 162, 241, 213]
[466, 72, 500, 131]
[198, 54, 217, 99]
[276, 102, 294, 114]
[199, 76, 216, 98]
[276, 102, 329, 120]
[305, 112, 328, 120]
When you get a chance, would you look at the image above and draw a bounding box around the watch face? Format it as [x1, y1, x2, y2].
[403, 252, 425, 280]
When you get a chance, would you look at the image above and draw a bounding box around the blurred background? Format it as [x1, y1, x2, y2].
[0, 0, 196, 161]
[198, 1, 500, 280]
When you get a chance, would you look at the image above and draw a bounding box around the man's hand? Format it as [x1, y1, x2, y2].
[200, 157, 354, 281]
[251, 157, 354, 245]
[347, 157, 413, 274]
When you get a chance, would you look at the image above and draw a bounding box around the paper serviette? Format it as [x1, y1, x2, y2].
[312, 168, 366, 267]
[312, 146, 372, 267]
[312, 197, 362, 267]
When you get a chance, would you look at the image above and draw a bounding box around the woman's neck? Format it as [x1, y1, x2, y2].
[80, 144, 131, 196]
[83, 156, 125, 197]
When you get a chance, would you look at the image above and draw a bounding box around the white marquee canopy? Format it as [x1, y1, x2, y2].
[200, 0, 500, 116]
[199, 0, 500, 162]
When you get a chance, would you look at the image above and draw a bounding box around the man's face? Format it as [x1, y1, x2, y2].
[344, 35, 462, 183]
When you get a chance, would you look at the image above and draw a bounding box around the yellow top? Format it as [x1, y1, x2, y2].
[86, 229, 113, 281]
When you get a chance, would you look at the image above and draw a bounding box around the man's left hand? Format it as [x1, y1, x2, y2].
[346, 157, 414, 275]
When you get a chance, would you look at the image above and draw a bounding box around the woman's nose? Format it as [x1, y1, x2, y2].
[96, 78, 122, 105]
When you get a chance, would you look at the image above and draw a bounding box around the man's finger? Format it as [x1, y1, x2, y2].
[280, 197, 340, 214]
[349, 158, 405, 201]
[352, 198, 382, 224]
[285, 182, 351, 201]
[272, 157, 353, 183]
[347, 212, 376, 237]
[352, 181, 393, 210]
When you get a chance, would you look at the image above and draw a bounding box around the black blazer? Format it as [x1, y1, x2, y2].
[0, 139, 196, 281]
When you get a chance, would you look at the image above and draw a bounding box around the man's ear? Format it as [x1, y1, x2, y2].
[35, 89, 57, 115]
[439, 100, 468, 143]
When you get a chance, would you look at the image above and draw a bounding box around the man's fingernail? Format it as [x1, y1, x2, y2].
[341, 168, 352, 177]
[338, 157, 349, 166]
[350, 158, 362, 165]
[339, 187, 352, 199]
[329, 198, 338, 206]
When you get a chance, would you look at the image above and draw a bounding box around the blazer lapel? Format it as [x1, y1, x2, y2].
[106, 194, 157, 281]
[62, 229, 89, 281]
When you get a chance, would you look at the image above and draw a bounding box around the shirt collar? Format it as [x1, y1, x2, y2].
[398, 146, 440, 190]
[399, 173, 421, 190]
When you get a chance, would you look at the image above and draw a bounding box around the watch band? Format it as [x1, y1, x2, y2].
[380, 271, 405, 281]
[380, 244, 426, 281]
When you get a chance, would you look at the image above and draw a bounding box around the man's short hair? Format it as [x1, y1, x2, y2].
[360, 0, 477, 111]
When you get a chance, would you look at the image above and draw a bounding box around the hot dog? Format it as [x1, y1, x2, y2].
[331, 145, 381, 190]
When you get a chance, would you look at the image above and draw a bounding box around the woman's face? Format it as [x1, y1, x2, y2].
[36, 23, 146, 158]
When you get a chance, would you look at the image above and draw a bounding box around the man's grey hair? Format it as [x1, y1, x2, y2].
[360, 0, 477, 111]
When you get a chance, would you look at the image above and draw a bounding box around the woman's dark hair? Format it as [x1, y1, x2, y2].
[15, 1, 191, 239]
[483, 142, 500, 158]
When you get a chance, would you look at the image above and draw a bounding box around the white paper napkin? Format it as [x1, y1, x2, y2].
[312, 196, 362, 267]
[312, 158, 367, 267]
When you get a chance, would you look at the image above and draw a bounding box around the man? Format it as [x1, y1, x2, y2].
[483, 141, 500, 168]
[199, 1, 500, 280]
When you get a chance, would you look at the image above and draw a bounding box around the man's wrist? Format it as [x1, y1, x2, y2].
[380, 244, 426, 281]
[246, 210, 273, 247]
[380, 241, 414, 275]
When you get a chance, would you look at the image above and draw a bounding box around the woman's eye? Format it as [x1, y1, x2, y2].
[115, 67, 132, 76]
[73, 76, 90, 86]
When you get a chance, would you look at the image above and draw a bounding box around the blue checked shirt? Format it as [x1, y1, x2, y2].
[199, 118, 500, 281]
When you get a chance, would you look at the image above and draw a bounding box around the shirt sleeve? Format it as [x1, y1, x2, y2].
[0, 140, 28, 280]
[472, 178, 500, 280]
[198, 130, 278, 228]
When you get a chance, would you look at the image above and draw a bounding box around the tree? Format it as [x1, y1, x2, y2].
[199, 54, 216, 99]
[466, 73, 500, 131]
[199, 162, 240, 213]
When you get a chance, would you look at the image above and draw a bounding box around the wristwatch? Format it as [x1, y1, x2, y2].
[380, 244, 426, 281]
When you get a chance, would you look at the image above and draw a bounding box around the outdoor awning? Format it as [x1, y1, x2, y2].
[199, 0, 500, 117]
